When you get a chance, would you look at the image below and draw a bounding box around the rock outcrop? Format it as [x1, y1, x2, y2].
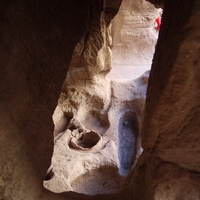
[43, 0, 155, 194]
[0, 0, 200, 199]
[107, 0, 159, 79]
[44, 71, 149, 194]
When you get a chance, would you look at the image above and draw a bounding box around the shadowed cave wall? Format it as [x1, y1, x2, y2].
[0, 0, 200, 200]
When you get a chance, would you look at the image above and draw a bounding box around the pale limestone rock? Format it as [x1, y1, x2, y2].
[1, 0, 200, 199]
[44, 0, 163, 196]
[111, 0, 159, 67]
[44, 71, 149, 194]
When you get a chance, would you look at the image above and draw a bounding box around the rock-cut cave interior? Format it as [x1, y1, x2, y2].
[1, 0, 200, 200]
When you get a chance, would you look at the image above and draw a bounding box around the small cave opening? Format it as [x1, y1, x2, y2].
[106, 2, 161, 81]
[69, 131, 101, 150]
[43, 0, 162, 196]
[105, 0, 161, 175]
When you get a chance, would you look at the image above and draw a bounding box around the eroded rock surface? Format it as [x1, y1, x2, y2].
[107, 0, 159, 80]
[44, 0, 156, 194]
[1, 0, 200, 199]
[44, 69, 149, 194]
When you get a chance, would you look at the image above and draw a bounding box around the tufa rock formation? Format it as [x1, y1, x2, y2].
[0, 0, 200, 199]
[43, 0, 155, 194]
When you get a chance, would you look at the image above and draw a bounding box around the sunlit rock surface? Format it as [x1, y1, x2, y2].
[0, 0, 200, 199]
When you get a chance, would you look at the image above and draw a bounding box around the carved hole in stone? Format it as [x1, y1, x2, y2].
[118, 111, 139, 176]
[70, 131, 101, 150]
[44, 168, 54, 181]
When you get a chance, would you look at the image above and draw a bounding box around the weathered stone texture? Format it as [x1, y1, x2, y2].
[111, 0, 158, 73]
[0, 0, 200, 199]
[124, 0, 200, 199]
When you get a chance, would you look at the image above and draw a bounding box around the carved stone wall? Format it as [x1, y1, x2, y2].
[122, 0, 200, 199]
[111, 0, 158, 65]
[43, 0, 148, 194]
[0, 0, 200, 200]
[107, 0, 159, 80]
